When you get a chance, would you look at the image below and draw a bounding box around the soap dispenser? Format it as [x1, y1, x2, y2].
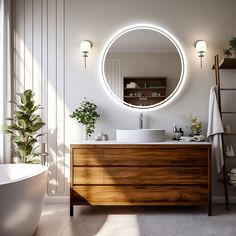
[173, 123, 178, 140]
[173, 123, 177, 133]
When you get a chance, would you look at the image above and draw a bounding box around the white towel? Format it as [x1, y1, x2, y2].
[229, 176, 236, 181]
[228, 180, 236, 185]
[228, 173, 236, 176]
[193, 135, 205, 142]
[179, 136, 194, 142]
[230, 168, 236, 174]
[207, 86, 224, 173]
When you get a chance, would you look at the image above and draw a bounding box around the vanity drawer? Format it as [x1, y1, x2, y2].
[103, 167, 208, 185]
[72, 149, 103, 166]
[73, 167, 103, 185]
[73, 185, 208, 205]
[103, 148, 208, 166]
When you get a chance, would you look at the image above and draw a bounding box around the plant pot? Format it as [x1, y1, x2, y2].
[13, 157, 20, 163]
[82, 125, 88, 141]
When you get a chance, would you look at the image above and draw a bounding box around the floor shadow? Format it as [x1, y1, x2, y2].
[68, 206, 108, 236]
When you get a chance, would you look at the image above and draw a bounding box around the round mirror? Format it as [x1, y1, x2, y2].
[101, 24, 187, 110]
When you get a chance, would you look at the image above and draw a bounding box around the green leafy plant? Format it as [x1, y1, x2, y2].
[223, 37, 236, 58]
[2, 90, 45, 163]
[223, 49, 232, 57]
[70, 98, 100, 137]
[229, 37, 236, 51]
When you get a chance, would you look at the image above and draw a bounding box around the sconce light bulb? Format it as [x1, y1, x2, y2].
[195, 40, 207, 55]
[195, 40, 207, 68]
[80, 40, 92, 69]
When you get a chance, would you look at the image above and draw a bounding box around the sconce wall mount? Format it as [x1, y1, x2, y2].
[80, 40, 92, 69]
[195, 40, 207, 68]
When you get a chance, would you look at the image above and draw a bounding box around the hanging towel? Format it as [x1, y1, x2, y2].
[207, 86, 224, 173]
[230, 168, 236, 174]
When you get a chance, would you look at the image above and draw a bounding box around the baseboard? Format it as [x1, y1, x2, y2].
[44, 195, 236, 204]
[44, 195, 69, 203]
[213, 196, 236, 204]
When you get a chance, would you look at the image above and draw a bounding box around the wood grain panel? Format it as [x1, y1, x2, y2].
[103, 148, 208, 166]
[73, 148, 103, 166]
[103, 167, 208, 185]
[73, 167, 103, 185]
[70, 144, 211, 216]
[73, 186, 208, 205]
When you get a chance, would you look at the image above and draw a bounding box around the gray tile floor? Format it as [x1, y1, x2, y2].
[35, 204, 236, 236]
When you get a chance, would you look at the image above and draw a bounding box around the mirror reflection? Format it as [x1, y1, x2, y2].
[104, 28, 182, 107]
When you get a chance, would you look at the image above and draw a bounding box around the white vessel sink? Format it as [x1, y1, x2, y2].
[116, 129, 165, 143]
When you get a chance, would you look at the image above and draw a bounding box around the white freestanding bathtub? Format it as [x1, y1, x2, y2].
[0, 164, 48, 236]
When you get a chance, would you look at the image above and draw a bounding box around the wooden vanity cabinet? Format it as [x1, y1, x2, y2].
[70, 144, 211, 216]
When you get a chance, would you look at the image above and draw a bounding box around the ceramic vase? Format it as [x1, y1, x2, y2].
[82, 125, 88, 141]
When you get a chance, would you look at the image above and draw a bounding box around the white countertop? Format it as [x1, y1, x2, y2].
[76, 140, 211, 145]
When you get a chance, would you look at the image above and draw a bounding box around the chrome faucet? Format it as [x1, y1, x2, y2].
[139, 113, 143, 129]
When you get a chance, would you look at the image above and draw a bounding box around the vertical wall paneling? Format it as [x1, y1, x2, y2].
[105, 59, 122, 99]
[32, 0, 41, 106]
[13, 0, 66, 195]
[24, 0, 33, 90]
[41, 0, 48, 156]
[56, 0, 65, 193]
[0, 0, 4, 163]
[47, 0, 57, 195]
[14, 0, 25, 95]
[0, 0, 12, 163]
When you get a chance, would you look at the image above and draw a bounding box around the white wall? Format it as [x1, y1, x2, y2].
[13, 0, 236, 197]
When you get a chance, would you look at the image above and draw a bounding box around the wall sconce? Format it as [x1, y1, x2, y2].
[80, 40, 92, 69]
[195, 40, 207, 68]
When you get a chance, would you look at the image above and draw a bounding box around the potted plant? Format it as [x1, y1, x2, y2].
[3, 90, 45, 163]
[223, 48, 232, 58]
[182, 114, 202, 136]
[229, 37, 236, 57]
[70, 98, 100, 139]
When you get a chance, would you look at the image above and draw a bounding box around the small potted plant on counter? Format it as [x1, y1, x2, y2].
[189, 115, 202, 136]
[223, 37, 236, 58]
[70, 98, 100, 140]
[3, 89, 45, 163]
[223, 48, 232, 58]
[229, 37, 236, 57]
[182, 114, 202, 136]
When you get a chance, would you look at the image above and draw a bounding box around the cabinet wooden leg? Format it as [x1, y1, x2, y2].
[70, 204, 73, 216]
[208, 203, 212, 216]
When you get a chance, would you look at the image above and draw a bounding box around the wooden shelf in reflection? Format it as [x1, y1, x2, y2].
[124, 96, 166, 99]
[123, 77, 167, 106]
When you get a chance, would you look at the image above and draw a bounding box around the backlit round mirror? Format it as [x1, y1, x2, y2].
[101, 24, 187, 111]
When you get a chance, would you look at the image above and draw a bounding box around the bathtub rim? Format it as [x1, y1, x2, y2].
[0, 163, 48, 186]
